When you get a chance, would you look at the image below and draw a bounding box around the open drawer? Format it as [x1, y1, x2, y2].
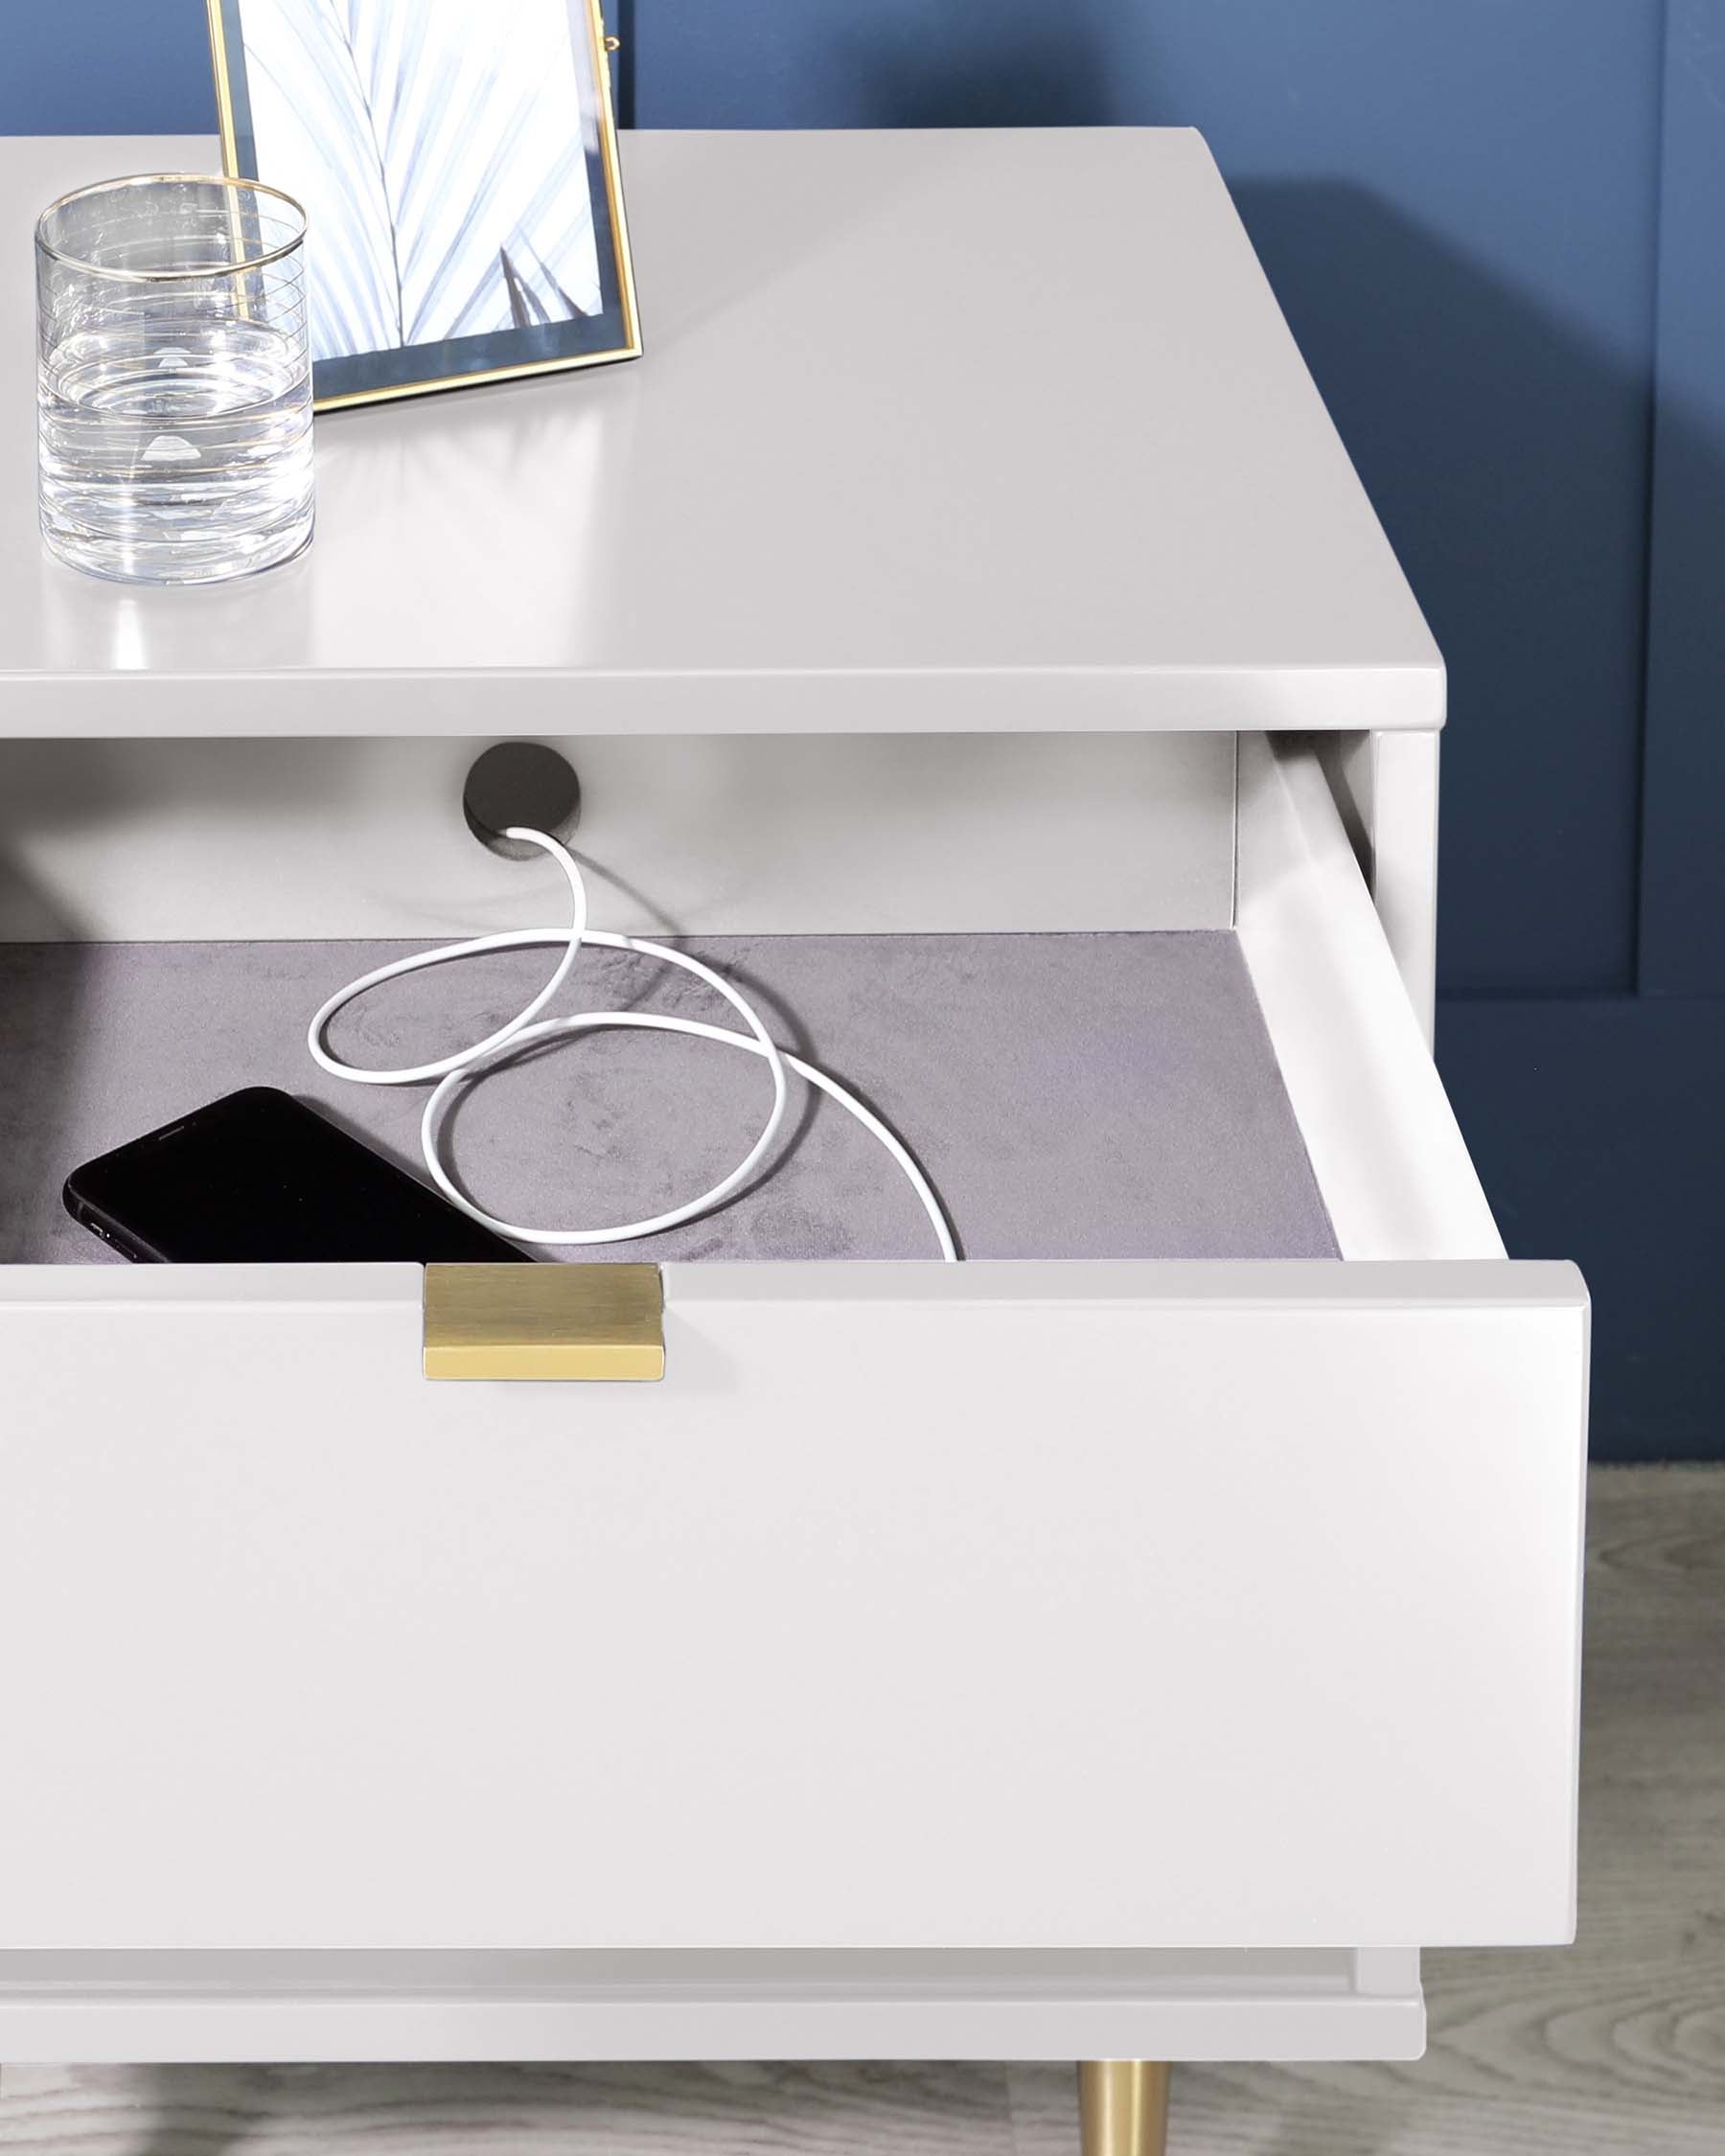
[0, 735, 1586, 2054]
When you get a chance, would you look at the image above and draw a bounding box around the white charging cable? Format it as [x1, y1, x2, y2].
[307, 827, 958, 1260]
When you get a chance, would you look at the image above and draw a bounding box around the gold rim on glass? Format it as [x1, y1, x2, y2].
[34, 171, 308, 283]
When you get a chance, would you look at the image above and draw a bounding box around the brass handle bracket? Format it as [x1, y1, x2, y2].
[424, 1263, 664, 1381]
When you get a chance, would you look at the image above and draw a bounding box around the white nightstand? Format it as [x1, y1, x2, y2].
[0, 128, 1586, 2156]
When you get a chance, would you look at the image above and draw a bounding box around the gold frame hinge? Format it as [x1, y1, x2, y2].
[424, 1263, 664, 1381]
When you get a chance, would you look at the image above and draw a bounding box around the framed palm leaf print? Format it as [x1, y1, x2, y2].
[206, 0, 639, 410]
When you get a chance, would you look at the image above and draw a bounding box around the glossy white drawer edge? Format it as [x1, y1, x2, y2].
[0, 1258, 1587, 1953]
[0, 1949, 1423, 2064]
[1316, 729, 1440, 1042]
[1238, 733, 1504, 1261]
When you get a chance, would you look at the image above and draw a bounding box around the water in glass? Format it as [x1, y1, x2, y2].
[35, 175, 313, 585]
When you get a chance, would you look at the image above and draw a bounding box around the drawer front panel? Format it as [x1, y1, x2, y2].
[0, 1260, 1585, 1953]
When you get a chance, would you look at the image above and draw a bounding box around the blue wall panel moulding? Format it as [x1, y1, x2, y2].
[1640, 0, 1725, 997]
[1438, 995, 1725, 1462]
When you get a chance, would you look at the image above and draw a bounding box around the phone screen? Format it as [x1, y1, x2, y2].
[63, 1087, 530, 1265]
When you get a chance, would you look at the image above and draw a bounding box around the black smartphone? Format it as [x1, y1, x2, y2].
[63, 1087, 530, 1265]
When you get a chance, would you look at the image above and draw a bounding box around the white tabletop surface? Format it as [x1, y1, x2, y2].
[1, 128, 1442, 737]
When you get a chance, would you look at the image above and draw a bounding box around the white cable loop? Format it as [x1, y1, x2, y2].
[307, 826, 957, 1260]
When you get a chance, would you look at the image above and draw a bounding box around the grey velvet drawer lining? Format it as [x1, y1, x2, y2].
[0, 932, 1337, 1265]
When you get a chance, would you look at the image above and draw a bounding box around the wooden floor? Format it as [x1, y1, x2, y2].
[3, 1466, 1719, 2155]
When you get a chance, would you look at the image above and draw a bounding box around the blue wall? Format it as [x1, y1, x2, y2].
[11, 3, 1722, 1457]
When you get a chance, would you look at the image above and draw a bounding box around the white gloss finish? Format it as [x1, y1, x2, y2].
[1236, 734, 1502, 1259]
[1319, 729, 1442, 1044]
[0, 731, 1235, 940]
[0, 1949, 1424, 2064]
[0, 131, 1442, 739]
[0, 123, 1576, 2079]
[0, 1258, 1586, 1955]
[1369, 731, 1443, 1043]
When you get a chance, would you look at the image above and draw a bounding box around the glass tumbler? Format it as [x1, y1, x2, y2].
[35, 174, 313, 585]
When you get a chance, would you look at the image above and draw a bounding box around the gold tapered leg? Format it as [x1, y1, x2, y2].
[1078, 2061, 1170, 2156]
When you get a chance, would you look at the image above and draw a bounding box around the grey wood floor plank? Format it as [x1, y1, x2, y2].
[4, 1466, 1720, 2156]
[0, 2062, 1024, 2154]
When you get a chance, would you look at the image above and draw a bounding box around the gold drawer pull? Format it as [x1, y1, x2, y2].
[424, 1263, 664, 1382]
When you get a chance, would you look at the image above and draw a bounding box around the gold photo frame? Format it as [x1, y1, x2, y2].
[206, 0, 639, 411]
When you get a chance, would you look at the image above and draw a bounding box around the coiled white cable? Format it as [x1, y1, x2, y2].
[307, 827, 958, 1260]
